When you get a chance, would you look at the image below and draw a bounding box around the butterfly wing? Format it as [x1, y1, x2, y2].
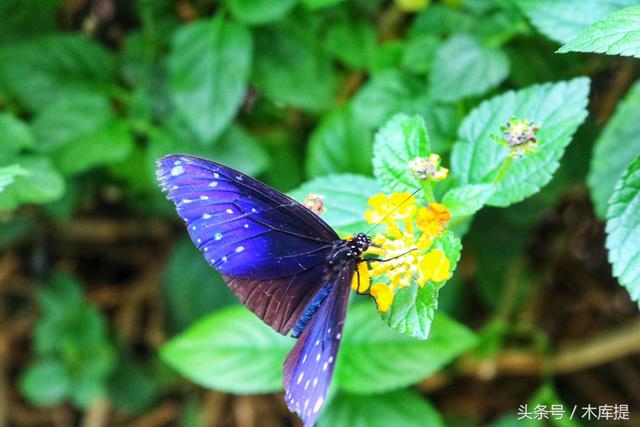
[283, 262, 354, 427]
[156, 154, 338, 333]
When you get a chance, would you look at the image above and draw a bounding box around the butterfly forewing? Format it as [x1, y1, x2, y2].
[156, 155, 338, 334]
[283, 263, 354, 427]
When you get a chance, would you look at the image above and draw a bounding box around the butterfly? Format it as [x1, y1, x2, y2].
[156, 154, 374, 426]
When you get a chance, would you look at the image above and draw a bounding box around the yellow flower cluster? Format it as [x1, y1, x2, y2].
[352, 193, 452, 313]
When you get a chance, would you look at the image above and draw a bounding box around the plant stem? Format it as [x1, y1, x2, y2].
[421, 181, 435, 204]
[493, 156, 513, 184]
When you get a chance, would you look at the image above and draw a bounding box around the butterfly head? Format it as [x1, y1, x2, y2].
[349, 232, 371, 254]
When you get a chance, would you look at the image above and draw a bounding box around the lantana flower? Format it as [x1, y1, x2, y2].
[408, 154, 449, 182]
[357, 192, 452, 312]
[495, 117, 540, 158]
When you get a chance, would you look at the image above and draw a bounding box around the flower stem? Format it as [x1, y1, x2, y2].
[421, 181, 435, 204]
[492, 157, 513, 184]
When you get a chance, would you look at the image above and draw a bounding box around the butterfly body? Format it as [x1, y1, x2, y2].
[156, 155, 372, 427]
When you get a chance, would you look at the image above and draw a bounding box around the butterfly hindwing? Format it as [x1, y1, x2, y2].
[156, 154, 339, 334]
[283, 263, 354, 427]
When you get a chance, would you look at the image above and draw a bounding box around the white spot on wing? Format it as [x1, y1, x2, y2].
[235, 246, 244, 253]
[313, 397, 324, 413]
[328, 356, 334, 363]
[297, 372, 304, 384]
[200, 195, 209, 200]
[243, 224, 249, 228]
[171, 165, 184, 176]
[315, 340, 320, 346]
[304, 379, 310, 390]
[236, 175, 243, 181]
[213, 172, 220, 178]
[313, 377, 318, 387]
[221, 256, 227, 263]
[202, 214, 212, 219]
[214, 233, 223, 241]
[336, 333, 341, 340]
[226, 209, 233, 214]
[323, 362, 328, 371]
[315, 353, 320, 362]
[209, 181, 218, 187]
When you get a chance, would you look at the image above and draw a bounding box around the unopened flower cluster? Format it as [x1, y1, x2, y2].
[497, 117, 540, 158]
[353, 193, 452, 312]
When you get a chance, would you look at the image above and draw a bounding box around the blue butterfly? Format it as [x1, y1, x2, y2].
[157, 155, 372, 426]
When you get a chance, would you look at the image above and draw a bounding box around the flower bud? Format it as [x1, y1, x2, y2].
[303, 193, 325, 216]
[408, 154, 448, 182]
[496, 117, 540, 158]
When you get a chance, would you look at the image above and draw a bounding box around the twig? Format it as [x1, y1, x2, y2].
[53, 218, 171, 243]
[81, 397, 110, 427]
[595, 59, 637, 123]
[420, 318, 640, 389]
[131, 401, 179, 427]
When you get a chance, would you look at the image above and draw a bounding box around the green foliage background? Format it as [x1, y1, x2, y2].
[2, 0, 639, 426]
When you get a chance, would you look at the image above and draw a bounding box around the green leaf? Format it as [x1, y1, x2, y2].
[55, 122, 133, 175]
[318, 389, 445, 427]
[163, 238, 238, 332]
[352, 70, 429, 129]
[323, 18, 377, 69]
[169, 16, 252, 143]
[588, 80, 640, 218]
[302, 0, 345, 9]
[518, 0, 637, 44]
[372, 114, 430, 195]
[0, 164, 28, 193]
[226, 0, 298, 25]
[305, 106, 373, 178]
[0, 0, 60, 43]
[370, 40, 405, 73]
[442, 184, 495, 219]
[20, 358, 71, 406]
[108, 359, 158, 413]
[558, 6, 640, 58]
[401, 34, 439, 75]
[32, 93, 113, 152]
[160, 306, 295, 393]
[0, 34, 114, 112]
[606, 154, 640, 304]
[410, 4, 474, 38]
[352, 71, 458, 153]
[253, 18, 337, 111]
[31, 274, 116, 408]
[381, 231, 463, 339]
[182, 125, 270, 177]
[32, 94, 133, 175]
[0, 156, 65, 210]
[147, 124, 270, 188]
[289, 174, 381, 235]
[0, 112, 34, 158]
[337, 303, 476, 392]
[451, 78, 590, 207]
[429, 34, 510, 102]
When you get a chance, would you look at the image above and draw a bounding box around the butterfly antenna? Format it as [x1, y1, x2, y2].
[365, 188, 421, 236]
